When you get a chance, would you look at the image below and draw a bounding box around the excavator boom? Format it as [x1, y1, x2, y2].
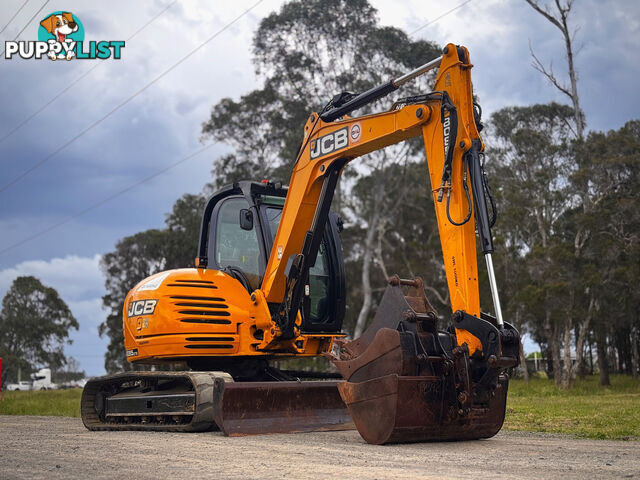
[256, 44, 500, 358]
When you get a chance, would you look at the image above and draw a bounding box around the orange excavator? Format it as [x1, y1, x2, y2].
[81, 43, 520, 444]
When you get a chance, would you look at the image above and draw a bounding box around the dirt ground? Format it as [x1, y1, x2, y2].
[0, 416, 638, 479]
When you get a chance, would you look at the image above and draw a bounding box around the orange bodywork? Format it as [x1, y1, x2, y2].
[124, 43, 486, 364]
[123, 269, 338, 363]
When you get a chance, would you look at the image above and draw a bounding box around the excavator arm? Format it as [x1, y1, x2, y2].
[256, 44, 501, 356]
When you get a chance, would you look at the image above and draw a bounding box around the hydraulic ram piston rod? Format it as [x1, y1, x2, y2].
[320, 56, 442, 122]
[485, 253, 505, 328]
[467, 139, 504, 328]
[392, 57, 442, 87]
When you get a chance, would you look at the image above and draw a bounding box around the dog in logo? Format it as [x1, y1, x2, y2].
[39, 12, 78, 60]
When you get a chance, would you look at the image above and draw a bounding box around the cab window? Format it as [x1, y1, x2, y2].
[263, 203, 331, 323]
[265, 206, 283, 242]
[214, 197, 260, 277]
[308, 242, 330, 321]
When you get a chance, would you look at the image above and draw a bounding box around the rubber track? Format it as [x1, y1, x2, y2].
[81, 371, 227, 432]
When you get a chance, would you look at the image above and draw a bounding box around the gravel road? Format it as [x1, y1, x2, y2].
[0, 416, 638, 479]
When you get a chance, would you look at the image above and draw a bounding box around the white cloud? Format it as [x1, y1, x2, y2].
[0, 254, 103, 300]
[67, 298, 105, 326]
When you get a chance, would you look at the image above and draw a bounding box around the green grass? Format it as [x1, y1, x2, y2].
[0, 388, 82, 417]
[504, 375, 640, 440]
[1, 376, 638, 440]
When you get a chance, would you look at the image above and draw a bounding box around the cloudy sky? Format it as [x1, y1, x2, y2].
[1, 0, 638, 376]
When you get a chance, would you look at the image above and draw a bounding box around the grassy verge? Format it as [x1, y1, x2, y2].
[504, 375, 640, 440]
[0, 388, 82, 417]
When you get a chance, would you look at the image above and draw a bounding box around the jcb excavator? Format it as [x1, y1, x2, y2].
[81, 43, 520, 444]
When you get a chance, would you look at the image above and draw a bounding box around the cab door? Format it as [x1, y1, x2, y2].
[260, 202, 345, 333]
[199, 182, 345, 334]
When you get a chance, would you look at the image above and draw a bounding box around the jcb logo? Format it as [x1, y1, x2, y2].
[310, 127, 348, 160]
[127, 299, 158, 317]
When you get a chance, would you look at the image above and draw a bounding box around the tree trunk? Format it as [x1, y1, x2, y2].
[542, 346, 553, 379]
[551, 326, 562, 386]
[573, 297, 595, 379]
[560, 317, 572, 388]
[631, 324, 639, 378]
[543, 309, 561, 385]
[574, 325, 587, 379]
[619, 329, 632, 374]
[561, 286, 575, 387]
[596, 329, 610, 386]
[609, 340, 618, 374]
[353, 207, 381, 339]
[588, 336, 594, 375]
[515, 310, 529, 382]
[519, 336, 529, 383]
[561, 10, 585, 139]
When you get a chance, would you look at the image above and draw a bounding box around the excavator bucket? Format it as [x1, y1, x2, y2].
[329, 276, 519, 445]
[337, 372, 509, 444]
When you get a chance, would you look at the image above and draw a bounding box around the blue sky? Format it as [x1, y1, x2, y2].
[1, 0, 638, 376]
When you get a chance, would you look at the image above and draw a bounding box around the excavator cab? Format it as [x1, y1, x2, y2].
[196, 180, 346, 334]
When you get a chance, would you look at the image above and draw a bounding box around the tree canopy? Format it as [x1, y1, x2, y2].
[201, 0, 439, 188]
[0, 276, 78, 386]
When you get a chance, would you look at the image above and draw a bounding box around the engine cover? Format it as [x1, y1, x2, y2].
[123, 268, 339, 364]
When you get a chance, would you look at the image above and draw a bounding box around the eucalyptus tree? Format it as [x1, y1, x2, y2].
[487, 102, 576, 384]
[0, 276, 78, 386]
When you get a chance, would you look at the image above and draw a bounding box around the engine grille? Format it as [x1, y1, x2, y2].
[185, 337, 235, 342]
[184, 344, 234, 349]
[169, 294, 232, 325]
[184, 335, 235, 350]
[166, 279, 218, 289]
[179, 318, 232, 325]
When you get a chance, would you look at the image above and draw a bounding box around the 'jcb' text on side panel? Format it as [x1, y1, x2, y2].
[310, 127, 348, 159]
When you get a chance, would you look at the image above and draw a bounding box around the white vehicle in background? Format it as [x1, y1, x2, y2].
[31, 368, 57, 390]
[4, 368, 58, 391]
[6, 380, 32, 391]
